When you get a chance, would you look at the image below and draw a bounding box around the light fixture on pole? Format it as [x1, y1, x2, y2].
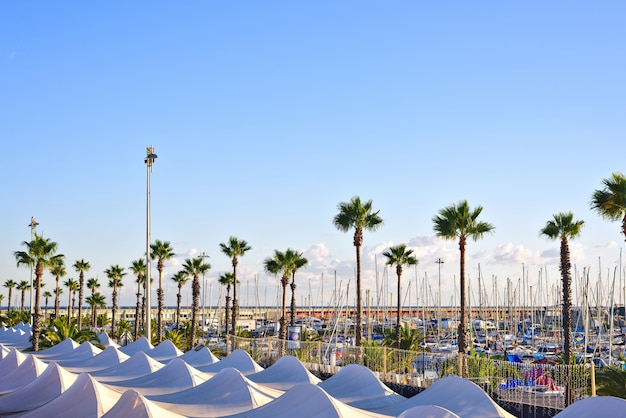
[145, 147, 157, 341]
[28, 217, 39, 326]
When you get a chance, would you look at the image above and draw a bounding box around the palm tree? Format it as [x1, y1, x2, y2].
[105, 264, 126, 340]
[63, 278, 78, 320]
[591, 172, 626, 241]
[14, 232, 64, 351]
[54, 287, 63, 319]
[288, 251, 308, 327]
[171, 270, 189, 332]
[129, 259, 146, 339]
[50, 262, 66, 319]
[87, 278, 100, 296]
[41, 317, 99, 348]
[218, 272, 235, 351]
[4, 280, 16, 312]
[150, 240, 175, 343]
[86, 292, 107, 329]
[182, 257, 211, 351]
[43, 291, 52, 320]
[264, 249, 299, 344]
[73, 259, 90, 329]
[382, 244, 419, 348]
[16, 280, 30, 312]
[540, 212, 584, 406]
[433, 200, 494, 375]
[333, 196, 383, 347]
[219, 237, 251, 338]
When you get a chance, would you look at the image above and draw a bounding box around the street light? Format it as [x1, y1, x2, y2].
[28, 217, 39, 326]
[145, 147, 157, 341]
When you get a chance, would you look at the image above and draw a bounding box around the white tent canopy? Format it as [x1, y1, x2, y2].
[225, 382, 389, 418]
[247, 355, 321, 391]
[397, 405, 461, 418]
[0, 354, 48, 395]
[198, 349, 264, 375]
[102, 389, 186, 418]
[319, 364, 406, 410]
[119, 337, 154, 356]
[149, 367, 284, 417]
[19, 373, 122, 418]
[90, 351, 164, 382]
[178, 345, 219, 367]
[40, 341, 102, 365]
[371, 376, 515, 418]
[147, 339, 183, 362]
[106, 357, 211, 396]
[0, 362, 78, 415]
[33, 337, 79, 358]
[62, 346, 130, 373]
[0, 348, 27, 376]
[554, 396, 626, 417]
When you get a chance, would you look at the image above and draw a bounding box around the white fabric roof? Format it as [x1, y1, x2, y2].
[0, 348, 27, 376]
[90, 351, 164, 382]
[198, 349, 264, 375]
[98, 331, 120, 348]
[0, 362, 78, 415]
[105, 357, 211, 396]
[149, 367, 284, 417]
[319, 364, 406, 410]
[0, 328, 31, 349]
[147, 339, 183, 362]
[371, 376, 515, 418]
[225, 382, 389, 418]
[19, 373, 122, 418]
[554, 396, 626, 417]
[61, 345, 130, 373]
[397, 404, 461, 418]
[119, 336, 154, 356]
[247, 355, 321, 390]
[33, 337, 79, 358]
[102, 389, 186, 418]
[178, 344, 220, 367]
[40, 341, 102, 364]
[0, 353, 48, 395]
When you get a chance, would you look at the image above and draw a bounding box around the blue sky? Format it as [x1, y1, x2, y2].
[1, 2, 625, 312]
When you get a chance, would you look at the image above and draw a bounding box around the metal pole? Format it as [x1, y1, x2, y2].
[145, 147, 157, 342]
[28, 217, 39, 326]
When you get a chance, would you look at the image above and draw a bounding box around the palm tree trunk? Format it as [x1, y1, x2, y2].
[157, 267, 164, 344]
[458, 236, 467, 377]
[280, 277, 288, 355]
[396, 268, 402, 349]
[135, 287, 141, 340]
[21, 291, 25, 312]
[355, 243, 363, 347]
[78, 275, 84, 329]
[290, 280, 296, 327]
[561, 237, 574, 406]
[111, 287, 117, 339]
[7, 289, 12, 312]
[224, 293, 231, 354]
[231, 260, 238, 337]
[176, 286, 182, 332]
[54, 277, 60, 319]
[32, 264, 43, 351]
[189, 275, 200, 351]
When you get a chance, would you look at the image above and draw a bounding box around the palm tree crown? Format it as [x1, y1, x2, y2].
[591, 172, 626, 241]
[333, 196, 383, 347]
[105, 264, 126, 340]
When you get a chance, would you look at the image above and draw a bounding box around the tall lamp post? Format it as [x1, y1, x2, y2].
[28, 217, 39, 326]
[145, 147, 157, 341]
[435, 258, 444, 340]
